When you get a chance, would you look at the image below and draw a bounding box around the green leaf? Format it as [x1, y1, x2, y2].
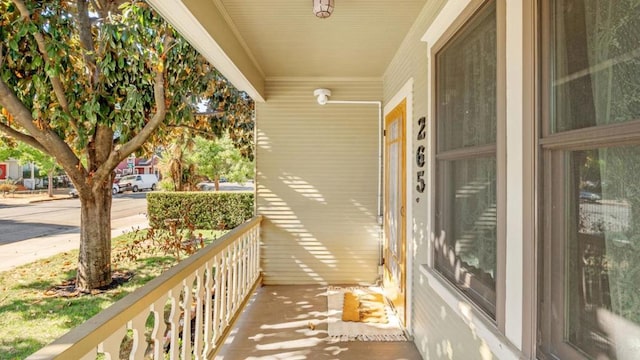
[9, 39, 18, 52]
[32, 56, 42, 68]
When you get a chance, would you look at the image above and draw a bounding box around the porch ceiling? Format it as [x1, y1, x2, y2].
[148, 0, 427, 100]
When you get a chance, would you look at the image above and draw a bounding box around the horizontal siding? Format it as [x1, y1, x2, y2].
[413, 273, 497, 359]
[257, 79, 382, 285]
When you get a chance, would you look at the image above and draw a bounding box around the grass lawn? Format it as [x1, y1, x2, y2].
[0, 229, 225, 360]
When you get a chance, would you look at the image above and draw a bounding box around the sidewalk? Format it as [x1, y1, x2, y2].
[0, 213, 148, 272]
[0, 189, 71, 205]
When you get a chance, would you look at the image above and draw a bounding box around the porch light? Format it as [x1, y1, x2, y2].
[313, 0, 334, 18]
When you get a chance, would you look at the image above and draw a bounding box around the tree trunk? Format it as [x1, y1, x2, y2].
[30, 163, 35, 190]
[76, 185, 113, 291]
[47, 170, 54, 197]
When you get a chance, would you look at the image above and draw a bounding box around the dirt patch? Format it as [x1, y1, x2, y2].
[43, 270, 134, 297]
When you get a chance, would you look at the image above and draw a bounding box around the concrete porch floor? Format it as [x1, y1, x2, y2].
[214, 285, 421, 360]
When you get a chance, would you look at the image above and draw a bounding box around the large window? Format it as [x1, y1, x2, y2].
[540, 0, 640, 359]
[434, 1, 497, 318]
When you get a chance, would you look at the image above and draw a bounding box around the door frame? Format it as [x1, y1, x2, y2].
[383, 78, 414, 333]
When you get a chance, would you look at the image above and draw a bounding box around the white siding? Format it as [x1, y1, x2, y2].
[257, 79, 382, 285]
[413, 273, 498, 359]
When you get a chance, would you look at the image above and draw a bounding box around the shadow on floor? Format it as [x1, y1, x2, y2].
[215, 285, 421, 360]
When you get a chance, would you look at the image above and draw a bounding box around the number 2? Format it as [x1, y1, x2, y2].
[417, 117, 426, 140]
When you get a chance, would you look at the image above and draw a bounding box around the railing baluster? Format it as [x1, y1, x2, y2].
[252, 230, 257, 283]
[238, 238, 244, 298]
[242, 235, 248, 294]
[251, 227, 257, 282]
[231, 243, 238, 312]
[193, 267, 205, 359]
[212, 254, 222, 346]
[128, 310, 149, 359]
[251, 228, 256, 279]
[222, 248, 233, 329]
[168, 284, 182, 360]
[237, 240, 242, 305]
[203, 261, 214, 355]
[97, 325, 126, 360]
[244, 233, 250, 286]
[181, 274, 195, 359]
[249, 229, 255, 283]
[150, 295, 169, 360]
[220, 250, 229, 332]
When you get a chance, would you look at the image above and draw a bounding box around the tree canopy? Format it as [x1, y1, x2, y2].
[191, 134, 254, 186]
[0, 0, 254, 290]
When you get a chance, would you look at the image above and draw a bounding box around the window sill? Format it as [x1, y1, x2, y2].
[419, 264, 522, 359]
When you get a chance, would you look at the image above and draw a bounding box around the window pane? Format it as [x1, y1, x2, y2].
[435, 157, 497, 317]
[551, 0, 640, 132]
[436, 2, 496, 152]
[565, 146, 640, 358]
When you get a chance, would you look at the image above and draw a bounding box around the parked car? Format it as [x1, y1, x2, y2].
[579, 191, 601, 202]
[196, 182, 216, 191]
[118, 174, 158, 192]
[70, 184, 120, 197]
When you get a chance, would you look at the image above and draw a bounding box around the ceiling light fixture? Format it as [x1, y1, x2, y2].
[313, 89, 332, 105]
[313, 0, 334, 19]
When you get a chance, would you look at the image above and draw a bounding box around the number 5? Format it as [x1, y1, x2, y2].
[416, 171, 425, 193]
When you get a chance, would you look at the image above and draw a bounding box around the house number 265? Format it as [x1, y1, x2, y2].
[416, 117, 426, 195]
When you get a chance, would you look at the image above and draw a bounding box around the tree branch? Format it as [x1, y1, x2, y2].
[92, 35, 172, 184]
[90, 0, 102, 14]
[0, 123, 47, 153]
[164, 124, 219, 138]
[0, 79, 42, 139]
[77, 0, 99, 89]
[11, 0, 78, 133]
[193, 111, 224, 117]
[0, 77, 86, 184]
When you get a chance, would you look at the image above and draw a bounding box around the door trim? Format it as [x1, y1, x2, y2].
[383, 78, 414, 333]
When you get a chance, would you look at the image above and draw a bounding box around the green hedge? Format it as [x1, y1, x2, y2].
[147, 192, 254, 230]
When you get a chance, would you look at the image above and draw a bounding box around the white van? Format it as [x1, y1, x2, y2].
[118, 174, 158, 192]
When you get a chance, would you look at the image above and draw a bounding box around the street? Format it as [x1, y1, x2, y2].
[0, 192, 148, 245]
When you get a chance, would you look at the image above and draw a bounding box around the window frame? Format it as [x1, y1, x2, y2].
[538, 0, 640, 358]
[431, 0, 507, 326]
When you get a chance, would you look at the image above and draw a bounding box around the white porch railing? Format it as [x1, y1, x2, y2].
[28, 216, 263, 360]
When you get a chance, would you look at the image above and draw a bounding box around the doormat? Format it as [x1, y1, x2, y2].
[341, 291, 387, 323]
[327, 286, 407, 342]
